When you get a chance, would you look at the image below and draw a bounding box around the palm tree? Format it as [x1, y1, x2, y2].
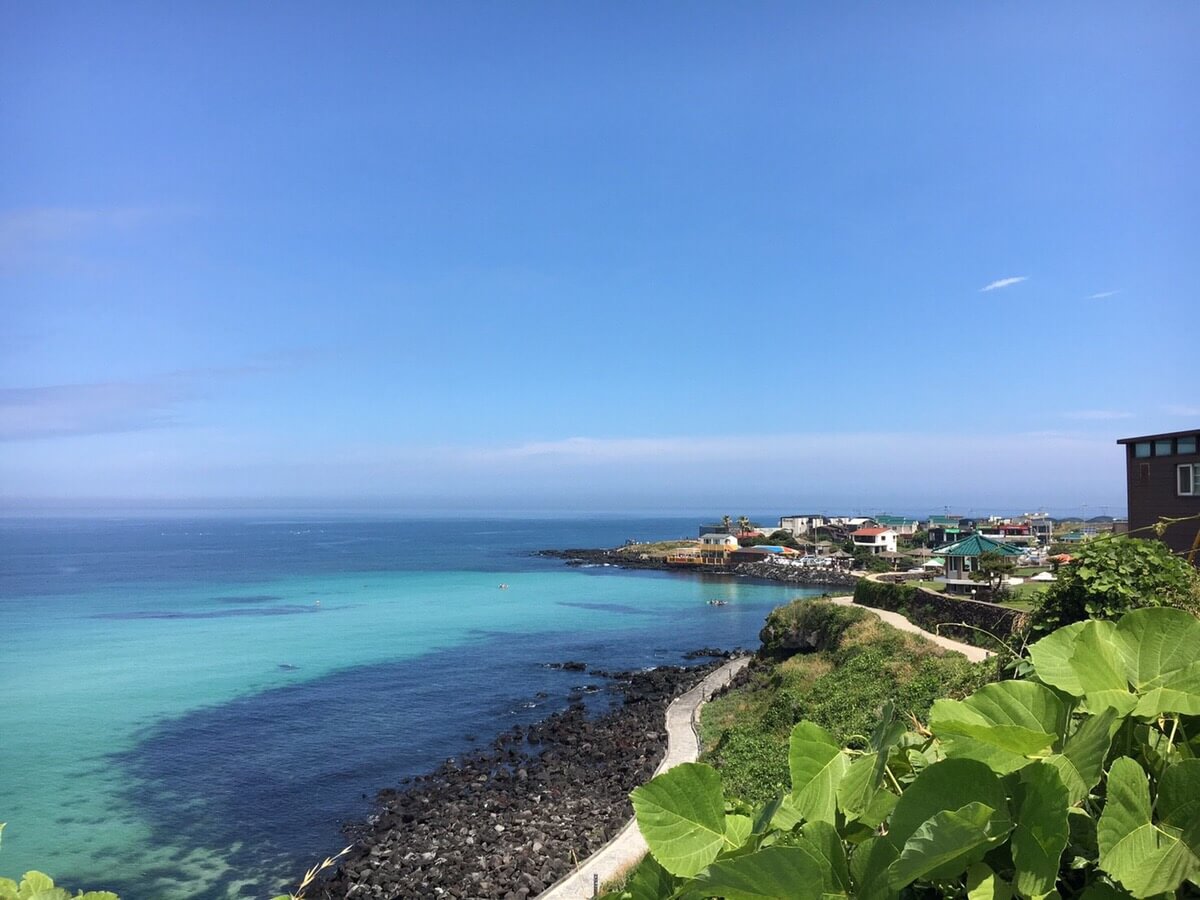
[721, 515, 732, 532]
[737, 515, 751, 534]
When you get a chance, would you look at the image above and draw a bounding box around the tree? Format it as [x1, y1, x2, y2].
[970, 550, 1016, 597]
[767, 529, 802, 550]
[1030, 535, 1200, 634]
[721, 515, 732, 531]
[737, 515, 752, 534]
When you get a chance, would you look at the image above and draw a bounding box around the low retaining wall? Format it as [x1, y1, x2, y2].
[852, 579, 1022, 650]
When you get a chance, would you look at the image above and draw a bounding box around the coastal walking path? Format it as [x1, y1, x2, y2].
[539, 655, 752, 900]
[828, 593, 992, 662]
[541, 594, 989, 898]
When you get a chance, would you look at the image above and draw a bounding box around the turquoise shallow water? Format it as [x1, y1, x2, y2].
[0, 517, 819, 898]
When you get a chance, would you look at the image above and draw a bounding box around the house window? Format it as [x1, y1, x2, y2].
[1155, 440, 1174, 457]
[1134, 442, 1151, 458]
[1179, 436, 1198, 455]
[1180, 464, 1198, 497]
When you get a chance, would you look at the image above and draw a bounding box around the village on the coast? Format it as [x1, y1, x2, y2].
[604, 426, 1200, 603]
[614, 510, 1094, 603]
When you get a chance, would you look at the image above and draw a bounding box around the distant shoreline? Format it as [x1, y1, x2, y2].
[537, 547, 863, 589]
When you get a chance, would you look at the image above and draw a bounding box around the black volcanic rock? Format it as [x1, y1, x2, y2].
[311, 662, 721, 900]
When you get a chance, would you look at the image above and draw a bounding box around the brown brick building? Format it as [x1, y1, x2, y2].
[1117, 429, 1200, 564]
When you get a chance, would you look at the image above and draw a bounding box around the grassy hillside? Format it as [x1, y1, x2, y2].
[698, 599, 997, 803]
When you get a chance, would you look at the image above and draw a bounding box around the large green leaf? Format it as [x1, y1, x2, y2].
[1028, 621, 1089, 695]
[1070, 621, 1138, 714]
[769, 791, 805, 832]
[886, 758, 1011, 853]
[631, 762, 733, 877]
[1030, 610, 1200, 718]
[837, 753, 880, 822]
[849, 837, 898, 900]
[888, 802, 1010, 888]
[1010, 761, 1070, 899]
[788, 721, 850, 825]
[966, 863, 1013, 900]
[1096, 756, 1200, 896]
[752, 794, 786, 835]
[800, 820, 851, 898]
[929, 682, 1066, 774]
[684, 846, 826, 900]
[1044, 708, 1120, 805]
[1114, 608, 1200, 716]
[725, 814, 754, 850]
[13, 872, 70, 900]
[598, 854, 679, 900]
[1157, 758, 1200, 855]
[1028, 619, 1137, 715]
[869, 704, 907, 786]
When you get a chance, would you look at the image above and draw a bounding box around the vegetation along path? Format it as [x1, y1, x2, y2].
[828, 593, 992, 662]
[539, 655, 752, 900]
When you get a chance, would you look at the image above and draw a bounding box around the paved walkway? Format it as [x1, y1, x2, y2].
[539, 656, 752, 900]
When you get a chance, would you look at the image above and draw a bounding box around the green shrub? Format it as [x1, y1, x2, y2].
[705, 724, 789, 805]
[1031, 536, 1200, 635]
[608, 607, 1200, 900]
[758, 599, 867, 659]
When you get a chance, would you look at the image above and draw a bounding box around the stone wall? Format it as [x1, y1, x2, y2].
[853, 579, 1022, 649]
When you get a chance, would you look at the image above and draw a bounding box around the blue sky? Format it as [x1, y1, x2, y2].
[1, 2, 1196, 515]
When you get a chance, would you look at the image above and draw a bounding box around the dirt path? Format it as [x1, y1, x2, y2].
[827, 593, 992, 662]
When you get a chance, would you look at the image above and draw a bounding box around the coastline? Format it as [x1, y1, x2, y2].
[537, 548, 863, 590]
[311, 658, 733, 900]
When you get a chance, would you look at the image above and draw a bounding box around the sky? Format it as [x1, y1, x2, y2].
[2, 2, 1197, 516]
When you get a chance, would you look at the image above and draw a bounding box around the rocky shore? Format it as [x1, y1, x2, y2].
[538, 548, 862, 589]
[312, 661, 727, 900]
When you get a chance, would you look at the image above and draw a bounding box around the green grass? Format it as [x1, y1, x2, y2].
[699, 601, 997, 803]
[614, 540, 696, 557]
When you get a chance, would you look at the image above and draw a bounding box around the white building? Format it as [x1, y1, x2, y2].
[850, 527, 898, 555]
[698, 533, 739, 564]
[778, 515, 827, 536]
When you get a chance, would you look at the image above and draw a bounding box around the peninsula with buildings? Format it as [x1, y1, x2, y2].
[543, 509, 1112, 603]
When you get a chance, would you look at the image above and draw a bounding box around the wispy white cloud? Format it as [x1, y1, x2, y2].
[0, 382, 186, 440]
[1063, 410, 1134, 421]
[0, 360, 303, 440]
[980, 276, 1027, 292]
[0, 428, 1126, 512]
[1088, 290, 1120, 300]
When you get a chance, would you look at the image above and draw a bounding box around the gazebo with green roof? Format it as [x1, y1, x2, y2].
[935, 533, 1023, 594]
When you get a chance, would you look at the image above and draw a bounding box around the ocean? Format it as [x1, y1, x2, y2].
[0, 516, 821, 899]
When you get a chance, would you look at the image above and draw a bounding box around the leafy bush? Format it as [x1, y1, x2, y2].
[0, 871, 117, 900]
[758, 600, 868, 659]
[706, 725, 790, 805]
[0, 825, 119, 900]
[603, 607, 1200, 900]
[1031, 535, 1200, 635]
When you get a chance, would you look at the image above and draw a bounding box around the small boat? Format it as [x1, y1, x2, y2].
[707, 599, 728, 606]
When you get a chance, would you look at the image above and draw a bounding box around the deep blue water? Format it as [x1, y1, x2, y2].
[0, 517, 818, 898]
